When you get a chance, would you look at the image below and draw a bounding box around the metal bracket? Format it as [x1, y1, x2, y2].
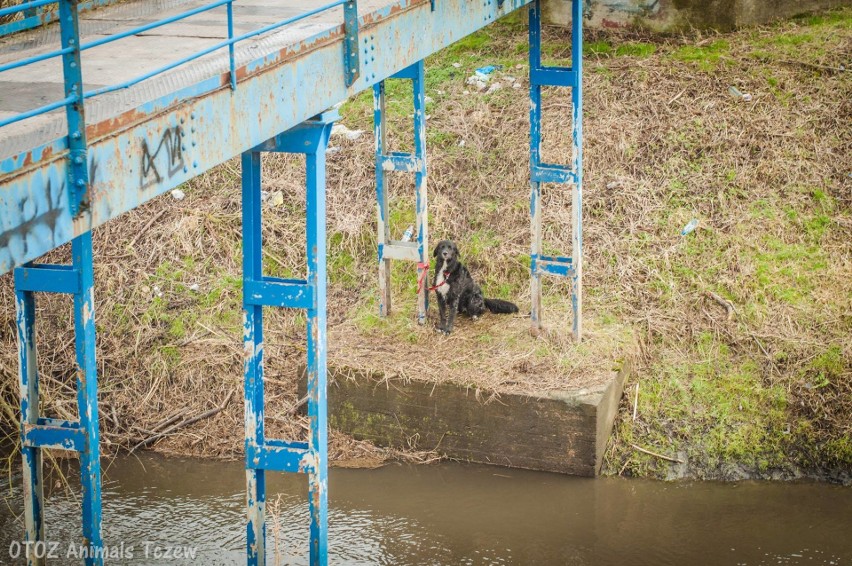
[343, 0, 360, 86]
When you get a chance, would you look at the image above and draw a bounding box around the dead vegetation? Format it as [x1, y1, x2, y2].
[0, 8, 849, 478]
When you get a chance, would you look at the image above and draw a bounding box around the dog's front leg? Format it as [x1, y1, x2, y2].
[436, 294, 448, 333]
[445, 298, 460, 334]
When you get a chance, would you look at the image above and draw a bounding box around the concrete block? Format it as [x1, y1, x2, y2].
[301, 358, 632, 476]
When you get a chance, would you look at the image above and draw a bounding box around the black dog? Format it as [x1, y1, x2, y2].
[431, 240, 518, 334]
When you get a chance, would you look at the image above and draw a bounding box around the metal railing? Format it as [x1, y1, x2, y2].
[0, 0, 360, 212]
[0, 0, 121, 36]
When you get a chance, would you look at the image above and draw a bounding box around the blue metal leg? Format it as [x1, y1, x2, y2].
[412, 61, 430, 325]
[73, 233, 103, 565]
[15, 286, 44, 566]
[242, 150, 267, 566]
[529, 5, 544, 332]
[305, 127, 329, 566]
[528, 0, 583, 342]
[373, 82, 392, 317]
[373, 60, 429, 324]
[14, 232, 103, 566]
[570, 0, 584, 341]
[242, 111, 337, 566]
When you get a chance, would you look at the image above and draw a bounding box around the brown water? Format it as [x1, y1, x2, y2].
[0, 454, 850, 565]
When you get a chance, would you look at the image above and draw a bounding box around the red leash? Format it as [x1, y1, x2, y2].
[417, 262, 449, 293]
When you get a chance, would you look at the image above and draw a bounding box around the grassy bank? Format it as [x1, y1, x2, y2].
[0, 9, 849, 480]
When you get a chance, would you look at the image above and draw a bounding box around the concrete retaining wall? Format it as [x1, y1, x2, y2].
[544, 0, 848, 30]
[302, 359, 631, 476]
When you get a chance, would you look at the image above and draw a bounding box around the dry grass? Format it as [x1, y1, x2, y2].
[0, 8, 849, 478]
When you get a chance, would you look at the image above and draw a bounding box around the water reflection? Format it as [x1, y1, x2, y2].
[0, 455, 849, 565]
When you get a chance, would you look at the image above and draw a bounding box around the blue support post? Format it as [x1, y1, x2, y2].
[15, 285, 43, 566]
[242, 150, 266, 565]
[305, 118, 329, 564]
[528, 0, 583, 341]
[14, 232, 103, 566]
[242, 110, 337, 566]
[570, 0, 584, 342]
[72, 232, 103, 563]
[58, 0, 90, 216]
[372, 60, 429, 323]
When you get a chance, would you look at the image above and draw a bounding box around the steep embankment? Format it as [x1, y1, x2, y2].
[0, 9, 849, 480]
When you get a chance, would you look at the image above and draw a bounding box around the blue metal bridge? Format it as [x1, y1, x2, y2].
[0, 0, 583, 563]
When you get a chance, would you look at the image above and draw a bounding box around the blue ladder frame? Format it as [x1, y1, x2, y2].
[242, 110, 338, 566]
[373, 60, 429, 324]
[14, 232, 103, 566]
[528, 0, 583, 341]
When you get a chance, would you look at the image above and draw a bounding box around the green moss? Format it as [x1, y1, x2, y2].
[623, 336, 790, 475]
[160, 345, 181, 369]
[615, 42, 657, 58]
[584, 41, 613, 56]
[807, 345, 844, 389]
[672, 40, 730, 71]
[446, 31, 491, 55]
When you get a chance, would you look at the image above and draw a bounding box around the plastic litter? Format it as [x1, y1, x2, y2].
[424, 95, 434, 104]
[260, 190, 270, 202]
[171, 189, 185, 200]
[267, 191, 284, 208]
[476, 65, 500, 76]
[728, 86, 753, 102]
[152, 285, 163, 298]
[681, 219, 699, 236]
[331, 123, 364, 141]
[486, 82, 502, 94]
[189, 283, 200, 292]
[401, 225, 414, 242]
[452, 62, 462, 68]
[466, 74, 489, 90]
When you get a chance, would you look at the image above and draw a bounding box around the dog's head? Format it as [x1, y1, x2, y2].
[433, 240, 459, 268]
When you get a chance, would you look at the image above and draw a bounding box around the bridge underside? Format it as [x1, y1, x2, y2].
[0, 0, 531, 274]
